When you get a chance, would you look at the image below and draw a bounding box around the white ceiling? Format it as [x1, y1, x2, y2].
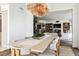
[37, 9, 73, 21]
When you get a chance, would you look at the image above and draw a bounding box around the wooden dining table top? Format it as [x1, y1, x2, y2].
[30, 36, 54, 53]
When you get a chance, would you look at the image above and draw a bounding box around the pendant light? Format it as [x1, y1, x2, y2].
[27, 3, 48, 17]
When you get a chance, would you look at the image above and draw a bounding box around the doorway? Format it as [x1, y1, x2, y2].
[0, 4, 9, 48]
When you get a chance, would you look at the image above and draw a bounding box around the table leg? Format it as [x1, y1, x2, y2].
[11, 48, 15, 56]
[15, 49, 20, 56]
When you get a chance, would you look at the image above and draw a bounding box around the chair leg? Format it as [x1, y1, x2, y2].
[58, 45, 60, 56]
[55, 41, 60, 56]
[55, 50, 58, 56]
[58, 40, 60, 56]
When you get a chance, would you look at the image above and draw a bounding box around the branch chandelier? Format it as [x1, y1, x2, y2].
[27, 3, 48, 17]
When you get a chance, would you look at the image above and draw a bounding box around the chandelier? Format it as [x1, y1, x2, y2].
[27, 3, 48, 17]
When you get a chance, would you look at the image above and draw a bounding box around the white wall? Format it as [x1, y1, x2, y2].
[76, 6, 79, 49]
[9, 3, 33, 42]
[25, 11, 33, 37]
[73, 4, 79, 48]
[2, 10, 8, 47]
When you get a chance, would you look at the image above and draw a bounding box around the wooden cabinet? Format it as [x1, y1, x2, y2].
[63, 22, 70, 33]
[36, 23, 53, 33]
[45, 23, 53, 33]
[35, 21, 70, 34]
[37, 23, 45, 33]
[37, 23, 41, 29]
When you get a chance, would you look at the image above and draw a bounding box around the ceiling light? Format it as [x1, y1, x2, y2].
[27, 3, 48, 17]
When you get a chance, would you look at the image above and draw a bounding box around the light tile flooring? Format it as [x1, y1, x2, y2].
[0, 46, 11, 56]
[0, 40, 79, 56]
[0, 47, 10, 56]
[60, 40, 79, 56]
[72, 48, 79, 56]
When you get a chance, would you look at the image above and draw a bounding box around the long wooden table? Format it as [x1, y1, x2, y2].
[30, 37, 53, 55]
[11, 36, 60, 56]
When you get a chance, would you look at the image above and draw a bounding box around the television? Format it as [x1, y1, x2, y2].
[54, 24, 61, 28]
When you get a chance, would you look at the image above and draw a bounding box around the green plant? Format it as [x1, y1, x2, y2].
[32, 32, 44, 39]
[35, 33, 44, 37]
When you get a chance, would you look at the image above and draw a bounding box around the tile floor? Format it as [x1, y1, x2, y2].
[0, 40, 79, 56]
